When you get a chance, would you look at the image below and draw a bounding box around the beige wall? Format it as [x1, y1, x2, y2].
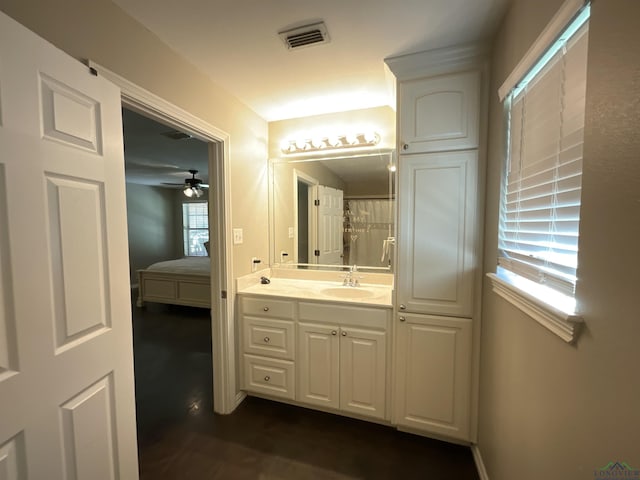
[0, 0, 269, 278]
[126, 183, 179, 284]
[479, 1, 640, 478]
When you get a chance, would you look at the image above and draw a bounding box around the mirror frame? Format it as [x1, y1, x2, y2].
[268, 149, 396, 271]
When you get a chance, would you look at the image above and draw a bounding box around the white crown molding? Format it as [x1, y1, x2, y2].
[385, 42, 490, 81]
[487, 273, 583, 343]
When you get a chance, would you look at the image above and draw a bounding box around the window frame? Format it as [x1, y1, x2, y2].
[182, 201, 209, 257]
[488, 1, 589, 343]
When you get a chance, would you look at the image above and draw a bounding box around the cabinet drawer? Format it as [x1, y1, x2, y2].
[299, 302, 388, 329]
[241, 296, 294, 319]
[243, 354, 295, 400]
[242, 317, 295, 360]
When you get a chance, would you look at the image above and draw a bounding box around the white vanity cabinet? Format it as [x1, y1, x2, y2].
[395, 313, 472, 441]
[297, 302, 389, 421]
[239, 294, 391, 422]
[297, 322, 387, 420]
[388, 46, 487, 444]
[397, 150, 477, 317]
[240, 297, 296, 400]
[399, 70, 480, 154]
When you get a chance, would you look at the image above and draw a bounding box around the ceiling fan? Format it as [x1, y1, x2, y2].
[163, 169, 209, 197]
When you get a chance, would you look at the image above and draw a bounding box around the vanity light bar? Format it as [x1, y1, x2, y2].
[281, 132, 380, 154]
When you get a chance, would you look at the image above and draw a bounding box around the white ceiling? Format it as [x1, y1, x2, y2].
[113, 0, 510, 122]
[122, 108, 210, 186]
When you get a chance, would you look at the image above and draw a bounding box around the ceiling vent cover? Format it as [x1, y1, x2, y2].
[279, 22, 330, 50]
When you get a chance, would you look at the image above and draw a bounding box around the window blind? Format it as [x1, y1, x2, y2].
[499, 21, 588, 296]
[183, 202, 209, 256]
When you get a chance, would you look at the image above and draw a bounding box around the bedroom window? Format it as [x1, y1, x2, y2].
[489, 2, 589, 342]
[183, 202, 209, 256]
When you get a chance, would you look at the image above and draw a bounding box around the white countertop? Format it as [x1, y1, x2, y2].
[237, 274, 393, 308]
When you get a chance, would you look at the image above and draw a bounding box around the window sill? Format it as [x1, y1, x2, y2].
[487, 272, 583, 343]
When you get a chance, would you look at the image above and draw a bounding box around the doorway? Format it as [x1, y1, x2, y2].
[88, 61, 238, 415]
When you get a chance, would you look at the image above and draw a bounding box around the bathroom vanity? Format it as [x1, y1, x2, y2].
[237, 269, 393, 422]
[254, 44, 488, 445]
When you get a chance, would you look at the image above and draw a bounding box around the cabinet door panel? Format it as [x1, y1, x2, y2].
[400, 70, 479, 153]
[340, 328, 386, 420]
[397, 151, 477, 317]
[297, 323, 340, 409]
[395, 314, 471, 441]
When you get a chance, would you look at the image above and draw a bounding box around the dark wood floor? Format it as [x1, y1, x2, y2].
[132, 301, 480, 480]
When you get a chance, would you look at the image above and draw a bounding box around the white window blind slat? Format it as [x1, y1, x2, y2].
[498, 21, 589, 296]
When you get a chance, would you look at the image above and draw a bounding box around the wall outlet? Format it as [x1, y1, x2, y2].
[288, 226, 294, 239]
[233, 228, 243, 245]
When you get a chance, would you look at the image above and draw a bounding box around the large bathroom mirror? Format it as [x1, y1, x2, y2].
[270, 150, 396, 271]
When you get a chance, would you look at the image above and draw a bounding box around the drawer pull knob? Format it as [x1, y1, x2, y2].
[399, 304, 406, 310]
[264, 375, 270, 382]
[331, 330, 337, 336]
[263, 306, 269, 312]
[341, 331, 347, 336]
[263, 337, 270, 343]
[399, 316, 406, 322]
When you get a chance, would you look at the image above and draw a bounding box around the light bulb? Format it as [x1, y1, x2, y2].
[183, 186, 194, 198]
[364, 131, 379, 144]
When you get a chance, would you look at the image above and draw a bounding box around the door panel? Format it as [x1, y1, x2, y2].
[397, 151, 477, 317]
[47, 175, 110, 350]
[316, 185, 343, 265]
[0, 165, 17, 380]
[297, 322, 339, 408]
[340, 327, 386, 420]
[400, 71, 480, 153]
[0, 11, 138, 479]
[60, 375, 117, 480]
[395, 313, 472, 441]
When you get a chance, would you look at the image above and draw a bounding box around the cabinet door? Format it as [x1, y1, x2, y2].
[397, 151, 477, 317]
[340, 328, 387, 420]
[297, 323, 340, 409]
[395, 313, 472, 441]
[399, 70, 480, 153]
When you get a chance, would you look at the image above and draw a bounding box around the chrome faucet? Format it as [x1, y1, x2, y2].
[342, 265, 360, 287]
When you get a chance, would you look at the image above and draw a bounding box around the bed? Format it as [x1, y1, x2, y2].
[136, 257, 211, 308]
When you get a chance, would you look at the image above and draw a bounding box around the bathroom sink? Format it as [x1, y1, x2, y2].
[320, 287, 377, 299]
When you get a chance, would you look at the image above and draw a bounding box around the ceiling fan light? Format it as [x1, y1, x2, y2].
[183, 185, 194, 197]
[194, 186, 204, 198]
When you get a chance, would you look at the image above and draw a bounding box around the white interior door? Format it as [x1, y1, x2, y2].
[316, 185, 344, 265]
[0, 12, 138, 479]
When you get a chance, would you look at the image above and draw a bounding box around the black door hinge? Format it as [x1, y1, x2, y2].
[314, 250, 320, 257]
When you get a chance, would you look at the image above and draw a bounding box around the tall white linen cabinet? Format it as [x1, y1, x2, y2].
[386, 46, 488, 443]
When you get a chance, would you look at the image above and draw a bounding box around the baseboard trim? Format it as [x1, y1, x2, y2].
[472, 445, 490, 480]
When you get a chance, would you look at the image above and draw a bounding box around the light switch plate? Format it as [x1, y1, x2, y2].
[233, 228, 243, 245]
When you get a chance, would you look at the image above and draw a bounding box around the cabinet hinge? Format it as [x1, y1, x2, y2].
[221, 290, 227, 299]
[314, 199, 320, 206]
[314, 250, 320, 257]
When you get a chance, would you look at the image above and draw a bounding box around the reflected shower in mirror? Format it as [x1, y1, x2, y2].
[270, 150, 396, 271]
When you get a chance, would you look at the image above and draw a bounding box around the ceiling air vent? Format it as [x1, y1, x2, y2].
[279, 22, 330, 50]
[161, 130, 192, 140]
